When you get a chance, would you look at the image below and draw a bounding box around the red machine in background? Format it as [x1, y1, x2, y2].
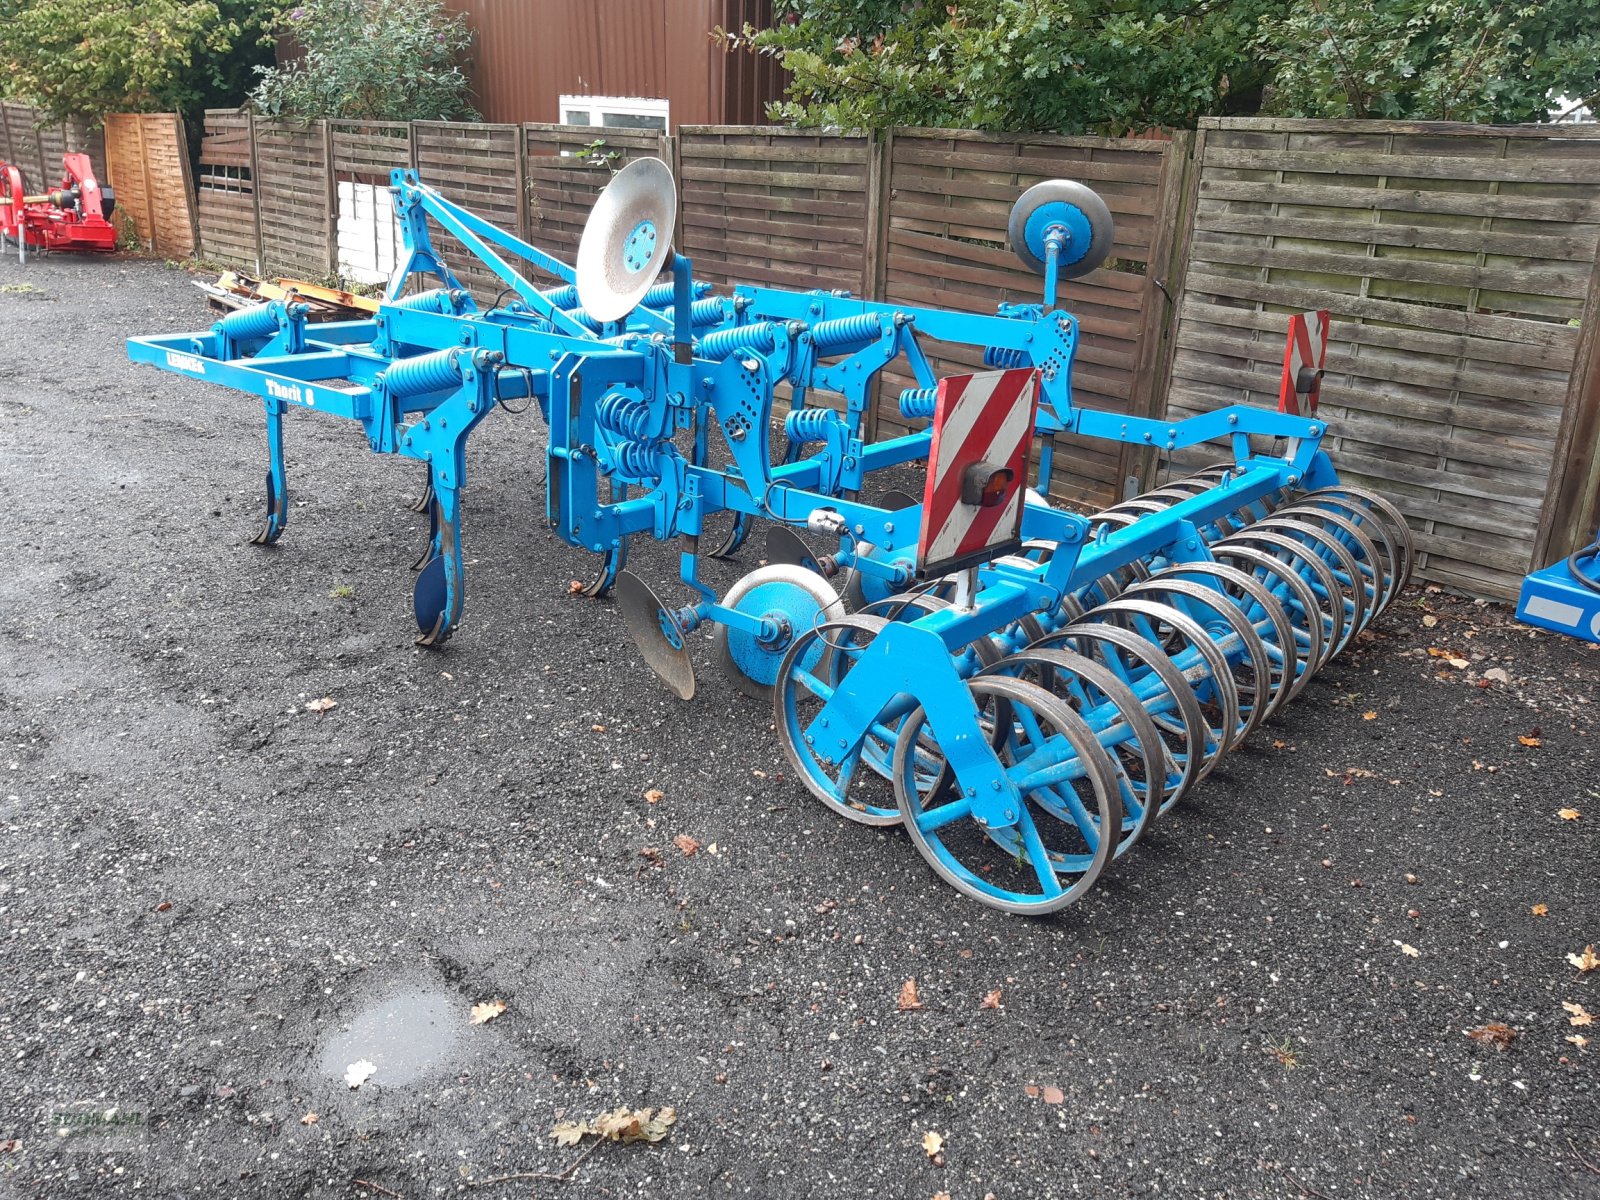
[0, 152, 117, 257]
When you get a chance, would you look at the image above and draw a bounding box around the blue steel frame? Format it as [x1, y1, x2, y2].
[127, 164, 1347, 909]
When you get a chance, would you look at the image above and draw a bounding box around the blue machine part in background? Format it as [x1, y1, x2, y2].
[1517, 534, 1600, 643]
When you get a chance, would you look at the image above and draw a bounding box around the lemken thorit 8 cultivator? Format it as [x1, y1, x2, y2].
[127, 159, 1412, 915]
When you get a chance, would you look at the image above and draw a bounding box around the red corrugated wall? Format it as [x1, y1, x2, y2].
[445, 0, 784, 127]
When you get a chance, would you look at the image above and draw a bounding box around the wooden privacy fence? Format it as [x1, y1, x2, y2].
[0, 103, 104, 189]
[188, 110, 1600, 596]
[103, 113, 197, 258]
[1166, 117, 1600, 598]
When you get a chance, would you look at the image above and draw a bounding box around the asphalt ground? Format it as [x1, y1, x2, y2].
[1, 254, 1597, 1200]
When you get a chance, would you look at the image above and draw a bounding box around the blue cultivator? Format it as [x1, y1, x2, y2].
[128, 159, 1412, 914]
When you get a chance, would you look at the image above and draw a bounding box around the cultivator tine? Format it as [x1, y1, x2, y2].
[249, 401, 289, 546]
[409, 467, 435, 514]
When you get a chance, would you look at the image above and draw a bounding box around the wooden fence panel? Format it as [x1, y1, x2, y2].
[1166, 117, 1600, 598]
[676, 126, 873, 297]
[0, 103, 106, 191]
[879, 128, 1187, 509]
[522, 123, 665, 281]
[331, 121, 412, 184]
[411, 121, 520, 297]
[196, 110, 258, 270]
[253, 120, 329, 276]
[103, 113, 196, 259]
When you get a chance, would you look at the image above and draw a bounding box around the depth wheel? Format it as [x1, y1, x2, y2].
[895, 675, 1122, 915]
[714, 564, 843, 699]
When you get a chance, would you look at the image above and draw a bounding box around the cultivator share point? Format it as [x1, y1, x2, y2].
[128, 159, 1412, 914]
[0, 153, 117, 258]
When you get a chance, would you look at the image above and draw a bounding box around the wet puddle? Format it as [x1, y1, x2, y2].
[318, 983, 463, 1087]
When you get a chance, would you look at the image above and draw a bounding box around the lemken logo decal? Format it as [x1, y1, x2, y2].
[164, 351, 207, 375]
[266, 378, 315, 407]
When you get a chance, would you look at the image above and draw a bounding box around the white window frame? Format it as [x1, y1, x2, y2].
[558, 94, 670, 131]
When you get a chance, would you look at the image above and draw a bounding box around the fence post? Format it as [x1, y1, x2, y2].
[1124, 127, 1199, 494]
[662, 130, 683, 255]
[246, 112, 265, 274]
[322, 120, 338, 277]
[860, 129, 893, 442]
[514, 124, 530, 245]
[1532, 248, 1600, 568]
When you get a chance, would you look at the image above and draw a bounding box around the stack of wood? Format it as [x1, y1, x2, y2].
[194, 272, 379, 321]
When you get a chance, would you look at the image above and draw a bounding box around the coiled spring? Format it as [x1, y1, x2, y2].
[898, 387, 938, 420]
[983, 345, 1030, 369]
[809, 313, 882, 353]
[698, 322, 778, 361]
[392, 288, 465, 314]
[690, 297, 726, 328]
[610, 440, 668, 480]
[215, 302, 282, 342]
[596, 392, 655, 440]
[384, 348, 462, 399]
[540, 284, 580, 310]
[784, 407, 837, 444]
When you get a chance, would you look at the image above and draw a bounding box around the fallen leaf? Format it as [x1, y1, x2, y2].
[1564, 1002, 1594, 1027]
[1559, 808, 1582, 821]
[586, 1105, 676, 1143]
[1464, 1022, 1516, 1050]
[1532, 903, 1549, 917]
[1567, 1034, 1590, 1049]
[1396, 941, 1421, 958]
[1448, 657, 1469, 669]
[344, 1059, 376, 1089]
[154, 900, 172, 913]
[643, 788, 664, 804]
[922, 1130, 945, 1159]
[591, 724, 606, 733]
[672, 833, 701, 857]
[1362, 711, 1378, 721]
[305, 697, 337, 713]
[550, 1119, 592, 1147]
[567, 579, 584, 594]
[300, 1112, 318, 1126]
[980, 988, 1003, 1010]
[1422, 614, 1439, 628]
[1518, 735, 1541, 747]
[1041, 1085, 1065, 1105]
[1568, 945, 1600, 972]
[934, 1193, 952, 1200]
[1482, 666, 1509, 684]
[639, 846, 663, 866]
[897, 978, 924, 1012]
[470, 999, 506, 1025]
[1023, 1084, 1040, 1098]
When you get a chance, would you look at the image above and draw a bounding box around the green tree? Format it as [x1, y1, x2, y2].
[0, 0, 242, 122]
[1260, 0, 1600, 122]
[735, 0, 1283, 134]
[733, 0, 1600, 133]
[249, 0, 478, 122]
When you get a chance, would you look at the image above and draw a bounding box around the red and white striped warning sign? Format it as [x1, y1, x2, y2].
[917, 367, 1040, 578]
[1278, 309, 1330, 417]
